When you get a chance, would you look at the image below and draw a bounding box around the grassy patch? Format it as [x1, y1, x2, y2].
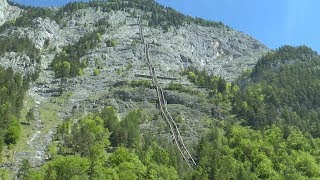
[14, 95, 63, 158]
[130, 80, 151, 88]
[14, 95, 36, 153]
[38, 101, 62, 134]
[166, 82, 199, 95]
[53, 91, 73, 104]
[19, 95, 37, 123]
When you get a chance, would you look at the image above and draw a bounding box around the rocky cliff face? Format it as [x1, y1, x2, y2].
[0, 2, 269, 80]
[0, 0, 21, 25]
[0, 0, 269, 172]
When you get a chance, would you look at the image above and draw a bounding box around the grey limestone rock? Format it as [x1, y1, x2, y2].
[0, 0, 21, 26]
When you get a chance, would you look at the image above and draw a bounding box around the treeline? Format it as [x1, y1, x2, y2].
[50, 28, 105, 78]
[193, 123, 320, 179]
[4, 0, 227, 32]
[176, 61, 320, 178]
[0, 2, 57, 33]
[186, 46, 320, 138]
[178, 46, 320, 179]
[185, 67, 239, 104]
[18, 107, 320, 179]
[19, 107, 181, 179]
[0, 36, 40, 63]
[234, 45, 320, 137]
[0, 67, 30, 160]
[250, 45, 318, 81]
[0, 35, 40, 161]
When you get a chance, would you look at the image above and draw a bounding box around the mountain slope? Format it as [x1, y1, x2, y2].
[0, 0, 269, 176]
[1, 0, 269, 81]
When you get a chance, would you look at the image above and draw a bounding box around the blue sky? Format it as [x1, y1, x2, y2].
[12, 0, 320, 52]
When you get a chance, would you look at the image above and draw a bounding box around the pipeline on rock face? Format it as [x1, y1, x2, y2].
[137, 16, 196, 168]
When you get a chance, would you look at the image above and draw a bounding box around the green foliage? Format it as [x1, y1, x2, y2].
[100, 106, 120, 147]
[65, 115, 110, 157]
[251, 45, 318, 81]
[57, 108, 143, 154]
[0, 6, 54, 32]
[125, 63, 133, 71]
[130, 80, 152, 88]
[118, 110, 143, 148]
[51, 28, 105, 78]
[25, 108, 35, 125]
[166, 82, 199, 95]
[181, 46, 320, 178]
[17, 159, 32, 179]
[96, 32, 102, 43]
[4, 116, 21, 145]
[94, 17, 111, 28]
[185, 67, 238, 104]
[43, 155, 90, 180]
[233, 83, 268, 126]
[0, 36, 40, 62]
[93, 68, 101, 76]
[196, 124, 320, 179]
[142, 142, 179, 180]
[47, 142, 58, 159]
[235, 45, 320, 137]
[0, 37, 38, 161]
[101, 108, 143, 148]
[108, 147, 147, 179]
[106, 39, 118, 47]
[25, 107, 178, 179]
[22, 171, 43, 180]
[167, 82, 183, 91]
[94, 58, 104, 69]
[0, 67, 31, 160]
[0, 169, 9, 180]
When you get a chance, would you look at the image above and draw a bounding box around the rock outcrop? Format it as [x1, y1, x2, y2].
[0, 0, 21, 25]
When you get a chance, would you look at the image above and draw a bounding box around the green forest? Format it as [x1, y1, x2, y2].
[18, 111, 320, 179]
[17, 108, 182, 179]
[0, 67, 30, 158]
[235, 46, 320, 137]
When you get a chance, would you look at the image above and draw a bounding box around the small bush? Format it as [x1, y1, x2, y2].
[130, 80, 151, 88]
[106, 39, 118, 47]
[93, 68, 101, 76]
[166, 82, 199, 95]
